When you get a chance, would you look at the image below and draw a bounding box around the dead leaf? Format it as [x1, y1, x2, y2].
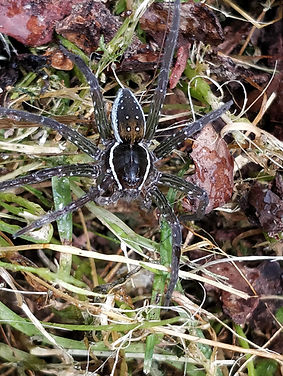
[205, 261, 283, 326]
[45, 50, 74, 71]
[242, 175, 283, 237]
[170, 43, 190, 89]
[183, 124, 234, 214]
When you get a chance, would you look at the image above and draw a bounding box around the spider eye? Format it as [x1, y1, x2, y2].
[111, 88, 145, 144]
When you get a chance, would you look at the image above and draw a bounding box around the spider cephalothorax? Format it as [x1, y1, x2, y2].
[0, 0, 232, 305]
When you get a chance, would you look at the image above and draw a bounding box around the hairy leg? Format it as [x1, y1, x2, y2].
[0, 107, 100, 159]
[154, 101, 233, 158]
[159, 173, 208, 220]
[14, 187, 99, 238]
[60, 46, 111, 142]
[0, 164, 100, 192]
[145, 0, 180, 141]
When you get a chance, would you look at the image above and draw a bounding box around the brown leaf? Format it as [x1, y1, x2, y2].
[184, 124, 234, 214]
[170, 43, 190, 89]
[247, 178, 283, 237]
[45, 50, 74, 71]
[205, 261, 283, 326]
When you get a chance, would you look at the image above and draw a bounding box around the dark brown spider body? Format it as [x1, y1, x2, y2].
[109, 143, 152, 190]
[0, 0, 233, 305]
[109, 87, 151, 191]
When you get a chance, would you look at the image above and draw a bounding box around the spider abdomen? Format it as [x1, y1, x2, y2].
[111, 88, 145, 144]
[109, 143, 151, 190]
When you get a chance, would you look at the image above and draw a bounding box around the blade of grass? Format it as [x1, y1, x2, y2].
[0, 261, 87, 290]
[9, 72, 38, 100]
[0, 343, 46, 371]
[52, 176, 73, 276]
[235, 324, 256, 376]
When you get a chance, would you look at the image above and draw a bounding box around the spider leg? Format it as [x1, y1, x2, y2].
[154, 100, 233, 159]
[60, 46, 111, 142]
[159, 173, 208, 220]
[14, 187, 99, 238]
[149, 188, 182, 306]
[145, 0, 180, 141]
[0, 107, 100, 160]
[0, 164, 100, 192]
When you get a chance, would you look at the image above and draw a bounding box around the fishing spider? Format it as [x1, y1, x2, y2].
[0, 0, 232, 305]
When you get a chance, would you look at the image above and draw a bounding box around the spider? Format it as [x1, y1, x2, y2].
[0, 0, 232, 305]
